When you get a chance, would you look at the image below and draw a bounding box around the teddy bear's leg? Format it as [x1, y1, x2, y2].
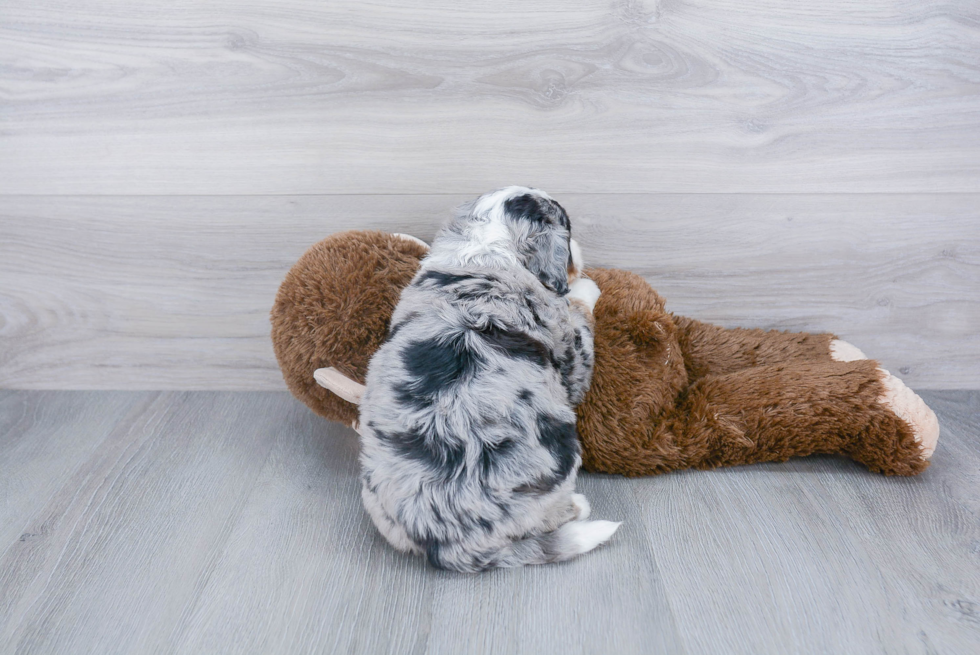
[823, 340, 939, 457]
[877, 369, 940, 458]
[673, 316, 837, 381]
[664, 359, 936, 475]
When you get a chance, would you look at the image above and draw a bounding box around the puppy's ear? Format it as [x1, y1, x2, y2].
[504, 194, 571, 296]
[527, 229, 571, 296]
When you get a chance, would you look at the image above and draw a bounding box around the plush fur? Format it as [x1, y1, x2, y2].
[356, 187, 618, 572]
[271, 231, 428, 427]
[272, 226, 938, 483]
[575, 268, 931, 477]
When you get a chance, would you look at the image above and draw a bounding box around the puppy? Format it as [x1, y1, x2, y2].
[358, 186, 619, 572]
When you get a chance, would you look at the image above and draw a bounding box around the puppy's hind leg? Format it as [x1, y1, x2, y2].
[536, 490, 595, 531]
[570, 493, 591, 520]
[437, 519, 622, 572]
[360, 482, 421, 555]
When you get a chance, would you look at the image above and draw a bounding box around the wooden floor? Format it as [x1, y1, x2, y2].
[0, 389, 977, 654]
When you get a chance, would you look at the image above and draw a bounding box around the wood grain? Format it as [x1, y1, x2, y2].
[1, 390, 977, 654]
[629, 389, 980, 655]
[1, 194, 977, 390]
[169, 399, 436, 655]
[0, 391, 150, 550]
[0, 391, 285, 653]
[1, 0, 978, 194]
[422, 472, 683, 655]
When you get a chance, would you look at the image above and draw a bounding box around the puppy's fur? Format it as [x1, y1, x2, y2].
[359, 186, 619, 572]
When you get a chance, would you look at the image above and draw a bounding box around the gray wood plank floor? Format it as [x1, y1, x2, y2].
[1, 390, 977, 655]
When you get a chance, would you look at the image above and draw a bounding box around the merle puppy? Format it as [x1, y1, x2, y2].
[358, 186, 620, 572]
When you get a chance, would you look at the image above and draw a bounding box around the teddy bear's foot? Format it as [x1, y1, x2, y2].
[830, 340, 938, 462]
[877, 369, 940, 459]
[830, 339, 868, 362]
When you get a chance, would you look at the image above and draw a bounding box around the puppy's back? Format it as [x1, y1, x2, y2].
[359, 267, 588, 569]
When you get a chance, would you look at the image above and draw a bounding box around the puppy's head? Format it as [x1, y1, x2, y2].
[462, 186, 578, 296]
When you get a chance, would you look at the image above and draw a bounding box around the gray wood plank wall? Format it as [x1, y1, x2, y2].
[1, 0, 978, 389]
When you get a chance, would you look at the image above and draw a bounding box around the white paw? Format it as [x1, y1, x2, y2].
[564, 520, 621, 554]
[391, 233, 430, 250]
[571, 493, 591, 520]
[878, 369, 940, 458]
[830, 339, 868, 362]
[568, 277, 601, 312]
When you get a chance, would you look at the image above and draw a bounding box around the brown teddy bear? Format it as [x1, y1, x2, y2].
[271, 230, 939, 477]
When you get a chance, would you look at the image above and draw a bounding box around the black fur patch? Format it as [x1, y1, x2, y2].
[505, 194, 571, 295]
[524, 295, 544, 326]
[417, 270, 473, 287]
[476, 323, 551, 367]
[418, 270, 499, 290]
[385, 312, 418, 343]
[398, 334, 482, 405]
[374, 425, 466, 475]
[504, 194, 547, 223]
[417, 269, 500, 304]
[491, 495, 513, 519]
[454, 282, 495, 302]
[505, 194, 570, 232]
[557, 345, 576, 397]
[553, 202, 570, 230]
[425, 540, 446, 569]
[535, 413, 579, 481]
[513, 475, 559, 495]
[479, 437, 516, 478]
[517, 388, 534, 403]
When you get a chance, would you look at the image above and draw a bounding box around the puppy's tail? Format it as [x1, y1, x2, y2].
[428, 520, 621, 573]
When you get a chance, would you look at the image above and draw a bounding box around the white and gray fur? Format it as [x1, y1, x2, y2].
[358, 186, 619, 573]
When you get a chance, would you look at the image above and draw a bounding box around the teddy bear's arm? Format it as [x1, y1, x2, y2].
[314, 367, 365, 405]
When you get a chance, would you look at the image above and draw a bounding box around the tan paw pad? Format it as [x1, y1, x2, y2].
[830, 339, 868, 362]
[878, 370, 940, 458]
